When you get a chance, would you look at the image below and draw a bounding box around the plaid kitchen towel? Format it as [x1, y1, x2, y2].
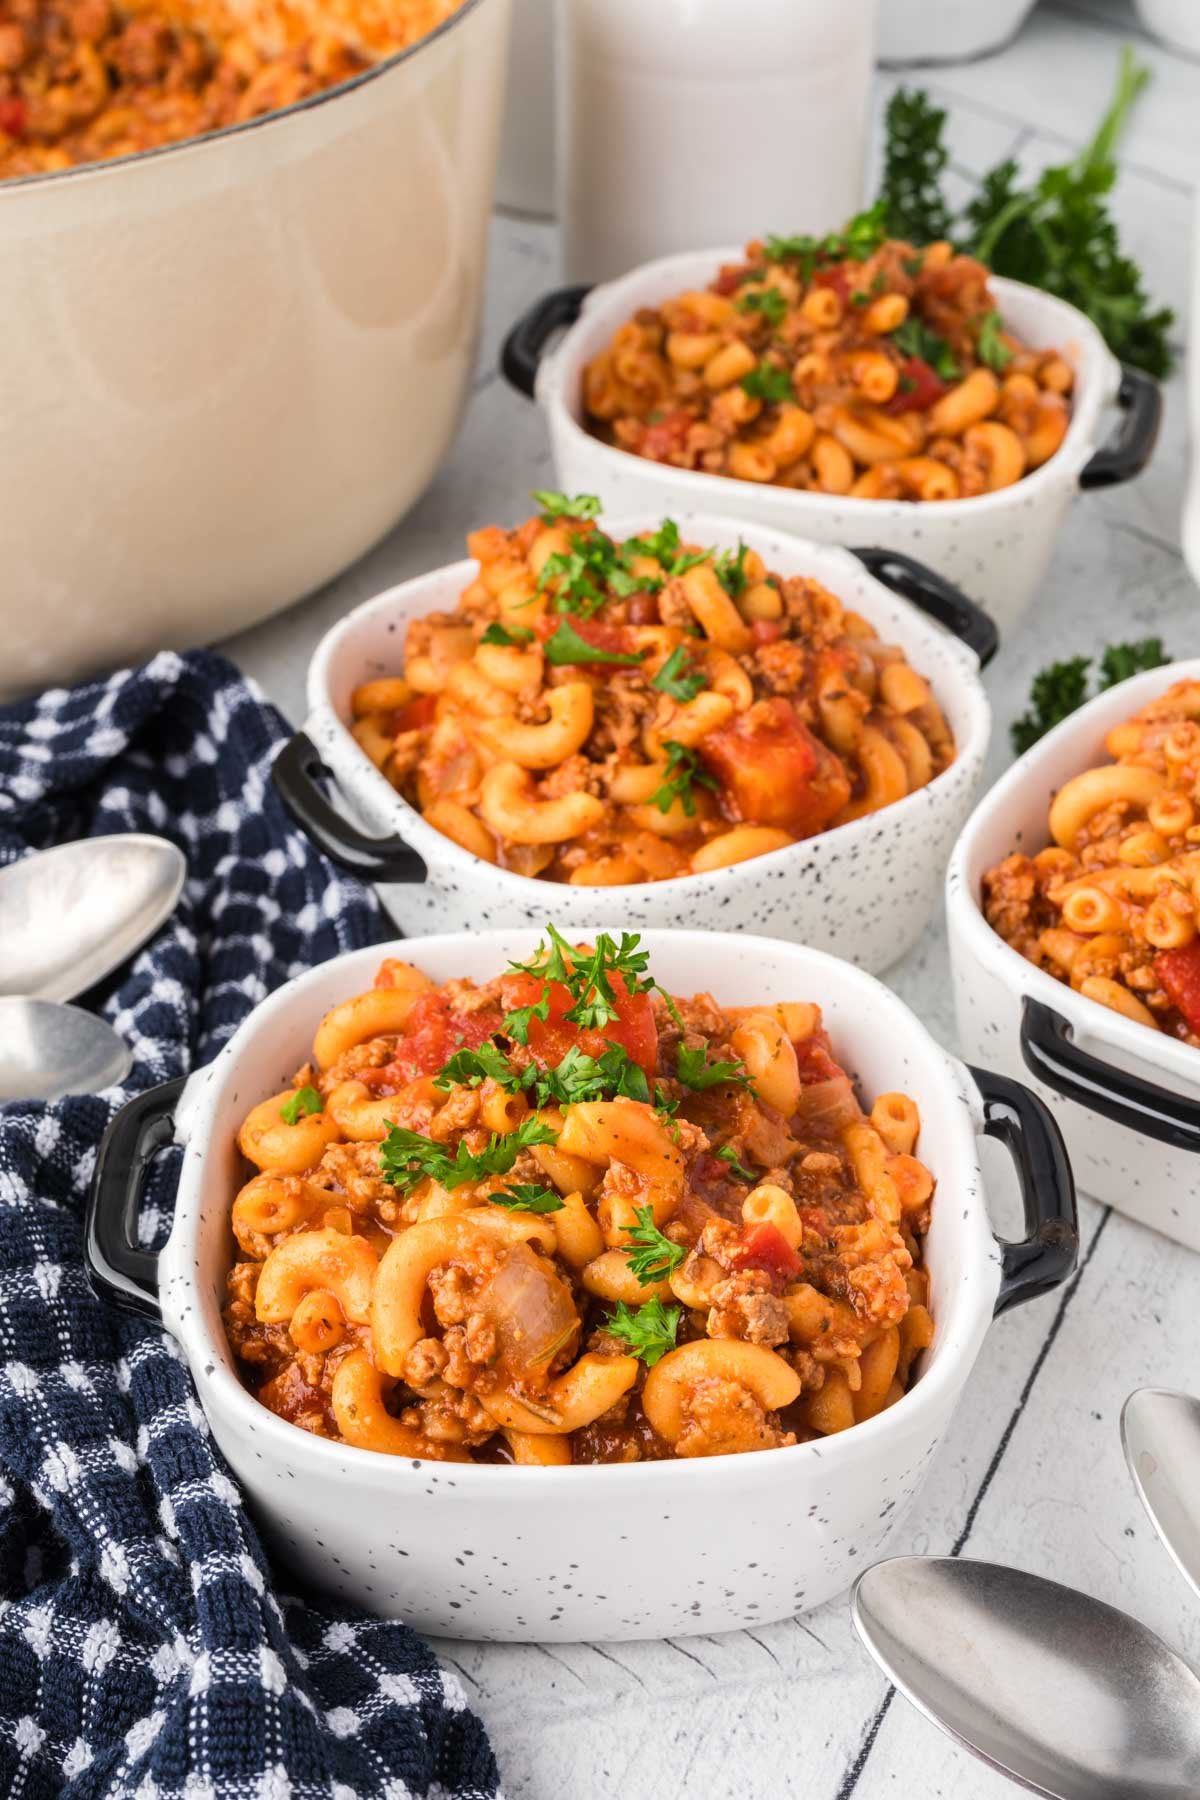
[0, 651, 502, 1800]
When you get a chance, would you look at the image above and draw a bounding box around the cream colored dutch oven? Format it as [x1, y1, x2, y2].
[0, 0, 511, 702]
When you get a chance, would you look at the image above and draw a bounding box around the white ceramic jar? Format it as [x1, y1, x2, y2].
[496, 0, 556, 214]
[557, 0, 879, 284]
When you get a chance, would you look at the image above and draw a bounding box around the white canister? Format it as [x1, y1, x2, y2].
[557, 0, 879, 285]
[496, 0, 556, 214]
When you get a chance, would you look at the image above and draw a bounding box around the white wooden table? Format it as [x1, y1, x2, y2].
[222, 3, 1200, 1792]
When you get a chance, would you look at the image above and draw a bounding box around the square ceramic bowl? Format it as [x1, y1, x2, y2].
[87, 928, 1077, 1641]
[271, 514, 993, 975]
[501, 260, 1161, 633]
[948, 660, 1200, 1250]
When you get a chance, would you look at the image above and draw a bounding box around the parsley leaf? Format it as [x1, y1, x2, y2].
[1010, 639, 1170, 756]
[676, 1044, 753, 1093]
[503, 992, 551, 1045]
[524, 1042, 650, 1109]
[976, 309, 1013, 372]
[762, 204, 887, 279]
[650, 741, 719, 819]
[717, 1145, 756, 1181]
[604, 1296, 681, 1367]
[1098, 637, 1168, 689]
[653, 1085, 681, 1121]
[892, 316, 960, 382]
[532, 490, 602, 522]
[543, 620, 647, 668]
[624, 1205, 687, 1284]
[490, 1184, 565, 1214]
[279, 1085, 322, 1125]
[734, 286, 788, 329]
[379, 1113, 557, 1195]
[714, 541, 750, 598]
[480, 622, 534, 647]
[741, 361, 793, 404]
[652, 646, 706, 703]
[621, 520, 710, 580]
[564, 933, 653, 1030]
[879, 88, 954, 246]
[434, 1042, 520, 1092]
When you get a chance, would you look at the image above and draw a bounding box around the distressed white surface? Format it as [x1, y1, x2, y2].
[221, 3, 1200, 1793]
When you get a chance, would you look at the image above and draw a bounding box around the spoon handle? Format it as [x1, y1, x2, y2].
[85, 1077, 186, 1321]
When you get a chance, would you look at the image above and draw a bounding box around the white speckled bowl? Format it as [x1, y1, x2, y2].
[87, 928, 1077, 1640]
[277, 514, 992, 974]
[948, 659, 1200, 1250]
[501, 257, 1158, 633]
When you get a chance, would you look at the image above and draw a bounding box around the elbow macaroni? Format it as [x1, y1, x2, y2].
[223, 934, 937, 1463]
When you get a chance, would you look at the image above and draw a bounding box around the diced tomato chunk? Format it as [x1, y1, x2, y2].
[360, 993, 505, 1091]
[713, 263, 752, 296]
[1154, 942, 1200, 1035]
[700, 697, 851, 837]
[751, 619, 783, 646]
[792, 1030, 846, 1086]
[637, 408, 693, 462]
[728, 1222, 802, 1282]
[499, 970, 659, 1074]
[0, 98, 26, 140]
[885, 355, 948, 415]
[532, 614, 634, 660]
[390, 694, 437, 734]
[813, 265, 850, 304]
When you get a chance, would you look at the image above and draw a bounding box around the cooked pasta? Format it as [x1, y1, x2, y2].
[348, 499, 956, 884]
[984, 678, 1200, 1043]
[581, 215, 1072, 501]
[0, 0, 465, 181]
[223, 930, 937, 1462]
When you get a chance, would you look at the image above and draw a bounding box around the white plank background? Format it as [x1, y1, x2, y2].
[221, 3, 1200, 1792]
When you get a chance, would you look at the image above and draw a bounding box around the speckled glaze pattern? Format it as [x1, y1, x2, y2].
[158, 929, 1002, 1642]
[528, 257, 1124, 633]
[302, 515, 991, 974]
[948, 659, 1200, 1250]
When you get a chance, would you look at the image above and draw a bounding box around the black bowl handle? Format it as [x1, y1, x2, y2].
[969, 1065, 1078, 1316]
[1079, 364, 1162, 490]
[501, 283, 593, 399]
[1020, 995, 1200, 1152]
[850, 547, 999, 670]
[85, 1075, 187, 1322]
[272, 731, 427, 884]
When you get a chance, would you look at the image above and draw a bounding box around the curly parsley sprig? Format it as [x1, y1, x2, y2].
[379, 1113, 556, 1195]
[604, 1296, 682, 1367]
[624, 1206, 687, 1284]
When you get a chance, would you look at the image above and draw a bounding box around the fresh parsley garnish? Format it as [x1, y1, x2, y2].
[892, 317, 960, 382]
[490, 1184, 565, 1214]
[621, 520, 710, 580]
[537, 534, 613, 619]
[652, 646, 706, 703]
[434, 1043, 520, 1092]
[379, 1113, 556, 1195]
[650, 741, 719, 818]
[717, 1145, 756, 1181]
[533, 490, 602, 523]
[877, 54, 1174, 378]
[762, 203, 887, 280]
[480, 621, 534, 647]
[1009, 639, 1169, 755]
[604, 1296, 682, 1367]
[976, 309, 1013, 372]
[508, 926, 655, 1035]
[528, 1042, 651, 1108]
[653, 1085, 681, 1121]
[676, 1044, 754, 1093]
[714, 541, 750, 598]
[503, 991, 551, 1045]
[279, 1086, 322, 1125]
[741, 362, 793, 405]
[734, 286, 787, 329]
[625, 1205, 686, 1284]
[543, 620, 647, 668]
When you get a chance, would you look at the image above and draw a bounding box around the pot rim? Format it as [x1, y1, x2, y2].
[947, 655, 1200, 1087]
[0, 0, 490, 194]
[536, 259, 1123, 522]
[163, 926, 1000, 1491]
[305, 510, 993, 900]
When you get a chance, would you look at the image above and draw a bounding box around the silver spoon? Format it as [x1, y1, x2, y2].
[0, 997, 132, 1101]
[852, 1555, 1200, 1798]
[1122, 1388, 1200, 1602]
[0, 834, 186, 1003]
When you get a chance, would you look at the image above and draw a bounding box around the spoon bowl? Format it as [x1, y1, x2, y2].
[0, 834, 185, 1003]
[853, 1555, 1200, 1799]
[0, 998, 132, 1101]
[1122, 1388, 1200, 1603]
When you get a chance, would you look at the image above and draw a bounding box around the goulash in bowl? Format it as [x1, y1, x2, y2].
[348, 497, 956, 885]
[225, 930, 936, 1463]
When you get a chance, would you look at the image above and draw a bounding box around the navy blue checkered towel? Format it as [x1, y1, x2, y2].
[0, 651, 501, 1800]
